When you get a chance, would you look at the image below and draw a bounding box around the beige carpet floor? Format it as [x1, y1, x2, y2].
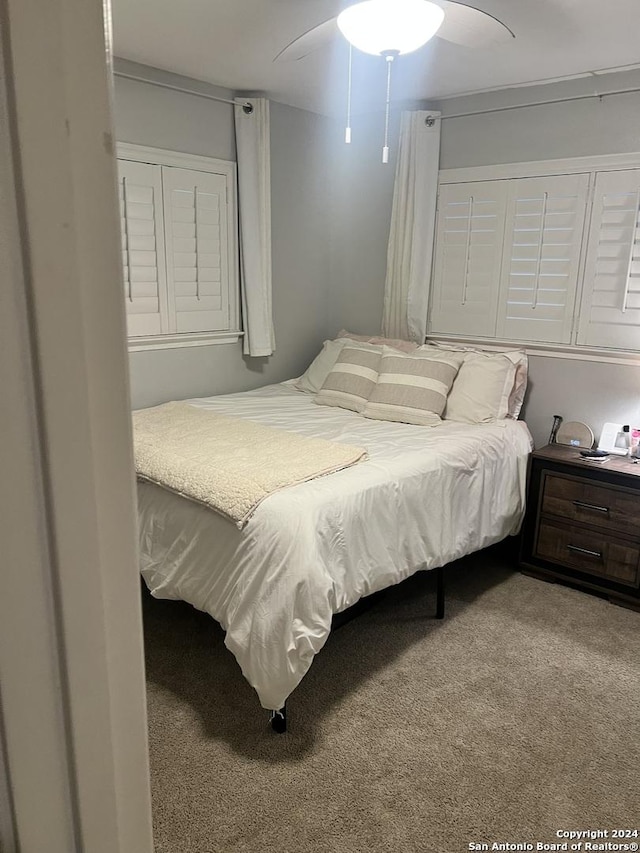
[143, 545, 640, 853]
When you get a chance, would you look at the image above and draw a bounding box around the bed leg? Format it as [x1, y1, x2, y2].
[435, 566, 445, 620]
[269, 703, 287, 733]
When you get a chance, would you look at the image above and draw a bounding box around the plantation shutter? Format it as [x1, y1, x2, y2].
[496, 173, 589, 344]
[162, 166, 229, 334]
[577, 169, 640, 349]
[118, 160, 167, 337]
[429, 181, 509, 337]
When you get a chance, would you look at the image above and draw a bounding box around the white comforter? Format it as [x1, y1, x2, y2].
[138, 382, 533, 710]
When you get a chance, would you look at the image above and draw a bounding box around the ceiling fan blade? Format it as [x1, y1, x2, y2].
[274, 17, 339, 62]
[435, 1, 515, 47]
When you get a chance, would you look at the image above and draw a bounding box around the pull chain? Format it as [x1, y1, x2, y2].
[382, 53, 395, 163]
[345, 43, 353, 144]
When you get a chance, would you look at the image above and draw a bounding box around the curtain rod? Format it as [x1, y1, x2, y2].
[113, 70, 254, 113]
[426, 85, 640, 124]
[113, 68, 640, 122]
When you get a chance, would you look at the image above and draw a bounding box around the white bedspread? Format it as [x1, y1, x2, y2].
[138, 382, 533, 710]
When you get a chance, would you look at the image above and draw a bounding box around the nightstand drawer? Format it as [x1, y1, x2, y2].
[536, 519, 640, 587]
[541, 473, 640, 537]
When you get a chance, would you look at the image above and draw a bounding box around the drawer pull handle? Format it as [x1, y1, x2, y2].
[572, 500, 610, 514]
[567, 544, 603, 560]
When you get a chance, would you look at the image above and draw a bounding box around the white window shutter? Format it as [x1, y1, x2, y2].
[429, 181, 509, 337]
[162, 166, 230, 334]
[577, 169, 640, 349]
[118, 160, 167, 337]
[496, 173, 589, 344]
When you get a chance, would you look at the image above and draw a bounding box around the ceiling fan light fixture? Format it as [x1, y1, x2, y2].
[337, 0, 445, 56]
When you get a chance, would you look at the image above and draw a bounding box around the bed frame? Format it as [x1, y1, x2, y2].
[269, 565, 445, 733]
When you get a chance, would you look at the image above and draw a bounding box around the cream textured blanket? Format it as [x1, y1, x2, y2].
[132, 401, 368, 527]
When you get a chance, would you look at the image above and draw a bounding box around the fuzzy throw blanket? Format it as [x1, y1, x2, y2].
[132, 402, 368, 527]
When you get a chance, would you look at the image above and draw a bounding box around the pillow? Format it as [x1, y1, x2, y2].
[295, 335, 417, 395]
[295, 338, 351, 395]
[423, 341, 528, 420]
[362, 347, 464, 426]
[507, 356, 529, 420]
[337, 329, 418, 353]
[444, 352, 516, 423]
[315, 343, 382, 412]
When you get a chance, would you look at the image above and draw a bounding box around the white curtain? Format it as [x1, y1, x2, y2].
[234, 97, 275, 356]
[382, 110, 441, 343]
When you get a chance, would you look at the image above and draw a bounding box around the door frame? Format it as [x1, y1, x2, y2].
[0, 0, 153, 850]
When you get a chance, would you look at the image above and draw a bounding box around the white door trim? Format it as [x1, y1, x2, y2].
[0, 0, 153, 850]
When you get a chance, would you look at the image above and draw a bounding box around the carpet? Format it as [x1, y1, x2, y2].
[143, 545, 640, 853]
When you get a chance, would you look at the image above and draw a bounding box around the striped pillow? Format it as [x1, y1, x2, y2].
[363, 347, 464, 426]
[315, 344, 381, 412]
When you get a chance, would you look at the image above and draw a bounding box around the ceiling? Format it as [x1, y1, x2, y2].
[112, 0, 640, 116]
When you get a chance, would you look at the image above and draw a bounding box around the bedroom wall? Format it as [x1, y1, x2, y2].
[113, 60, 333, 409]
[327, 69, 640, 448]
[437, 68, 640, 170]
[327, 109, 401, 337]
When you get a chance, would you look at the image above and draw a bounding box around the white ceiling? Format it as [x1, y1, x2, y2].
[112, 0, 640, 115]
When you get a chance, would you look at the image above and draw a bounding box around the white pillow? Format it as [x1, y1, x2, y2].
[507, 354, 529, 419]
[445, 352, 515, 423]
[422, 342, 528, 421]
[295, 338, 354, 395]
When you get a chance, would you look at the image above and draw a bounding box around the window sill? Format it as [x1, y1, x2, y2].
[427, 335, 640, 366]
[127, 331, 243, 352]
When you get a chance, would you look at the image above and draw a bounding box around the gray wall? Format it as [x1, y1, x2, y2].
[327, 110, 401, 337]
[437, 68, 640, 169]
[114, 60, 333, 409]
[520, 355, 640, 452]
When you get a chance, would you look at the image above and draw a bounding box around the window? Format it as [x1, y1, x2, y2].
[117, 144, 240, 351]
[429, 154, 640, 357]
[430, 180, 508, 338]
[577, 168, 640, 350]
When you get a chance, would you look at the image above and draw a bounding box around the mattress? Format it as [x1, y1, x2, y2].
[138, 382, 533, 710]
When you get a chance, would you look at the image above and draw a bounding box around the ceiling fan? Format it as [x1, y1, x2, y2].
[274, 0, 515, 63]
[273, 0, 515, 161]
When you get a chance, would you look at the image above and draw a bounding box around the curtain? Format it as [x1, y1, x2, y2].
[382, 110, 441, 343]
[234, 97, 275, 356]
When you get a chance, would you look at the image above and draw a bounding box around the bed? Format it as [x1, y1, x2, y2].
[137, 373, 533, 729]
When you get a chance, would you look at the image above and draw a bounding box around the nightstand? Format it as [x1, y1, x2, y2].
[519, 444, 640, 610]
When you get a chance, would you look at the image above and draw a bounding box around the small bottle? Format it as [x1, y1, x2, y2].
[623, 425, 631, 455]
[630, 427, 640, 458]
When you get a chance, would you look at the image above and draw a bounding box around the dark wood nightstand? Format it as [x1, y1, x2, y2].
[519, 444, 640, 610]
